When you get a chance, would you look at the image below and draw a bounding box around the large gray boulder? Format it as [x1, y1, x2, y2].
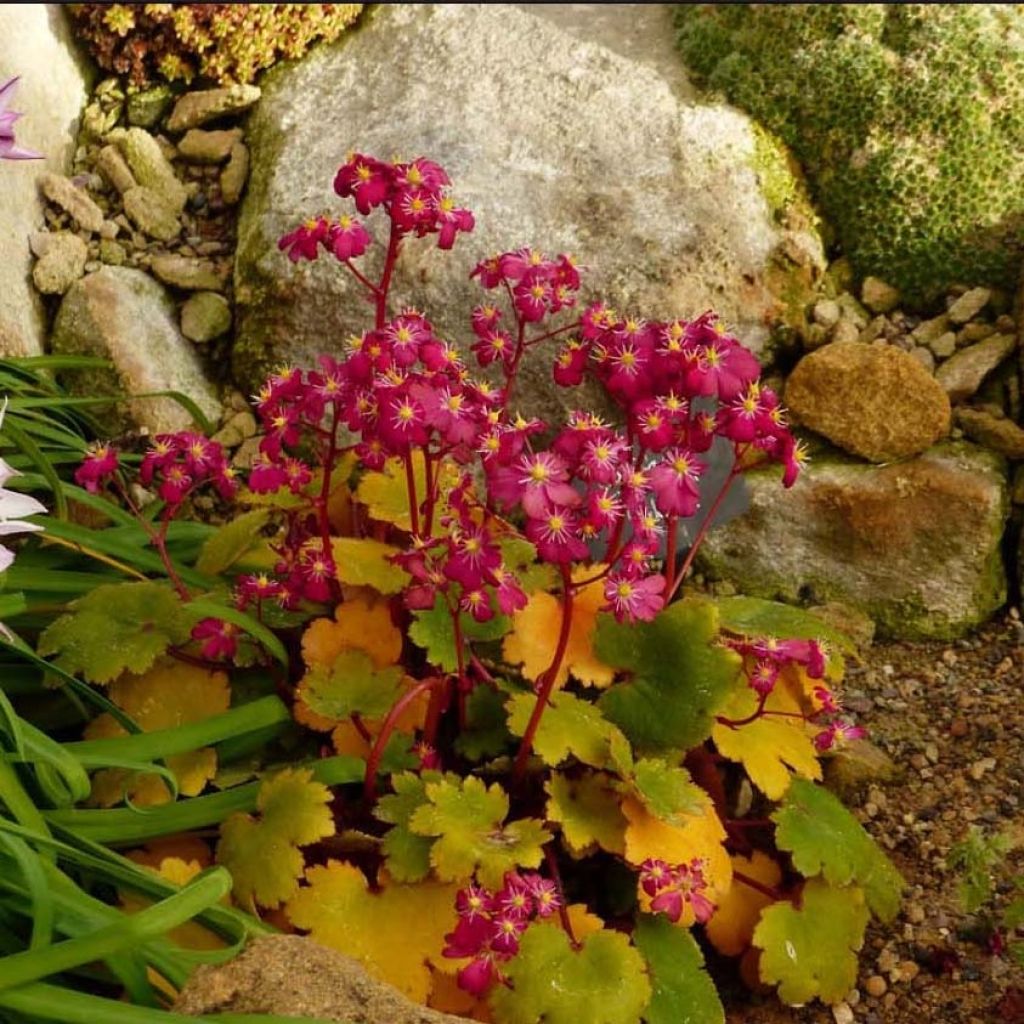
[234, 3, 824, 414]
[699, 443, 1008, 640]
[0, 5, 89, 357]
[51, 268, 220, 435]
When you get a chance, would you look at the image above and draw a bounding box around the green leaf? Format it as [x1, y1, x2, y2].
[375, 772, 438, 883]
[753, 880, 869, 1006]
[630, 759, 703, 825]
[773, 778, 903, 922]
[408, 596, 510, 673]
[498, 536, 559, 593]
[507, 690, 628, 769]
[947, 824, 1014, 915]
[455, 684, 513, 761]
[597, 599, 740, 754]
[195, 509, 272, 575]
[37, 582, 193, 684]
[331, 536, 410, 595]
[297, 649, 404, 721]
[491, 921, 651, 1024]
[634, 913, 724, 1024]
[409, 776, 550, 887]
[546, 771, 626, 857]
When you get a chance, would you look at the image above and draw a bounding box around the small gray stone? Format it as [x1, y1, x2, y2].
[177, 128, 243, 164]
[95, 145, 136, 194]
[127, 84, 175, 128]
[861, 276, 900, 313]
[928, 331, 957, 359]
[947, 286, 991, 324]
[836, 292, 869, 329]
[859, 315, 888, 344]
[181, 291, 232, 342]
[166, 84, 261, 132]
[150, 254, 225, 291]
[220, 141, 250, 205]
[123, 186, 181, 242]
[957, 321, 996, 345]
[28, 231, 54, 258]
[831, 319, 861, 345]
[935, 333, 1017, 403]
[99, 219, 121, 240]
[120, 128, 187, 212]
[98, 239, 127, 266]
[32, 232, 88, 295]
[911, 313, 951, 346]
[37, 172, 105, 233]
[909, 345, 935, 373]
[812, 298, 841, 329]
[956, 407, 1024, 459]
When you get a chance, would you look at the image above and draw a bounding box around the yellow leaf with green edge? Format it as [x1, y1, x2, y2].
[296, 649, 405, 723]
[705, 851, 782, 957]
[506, 691, 628, 769]
[331, 536, 409, 594]
[546, 771, 626, 857]
[628, 758, 703, 825]
[301, 593, 402, 670]
[39, 582, 194, 684]
[773, 777, 903, 922]
[216, 767, 335, 909]
[195, 509, 272, 575]
[711, 685, 822, 800]
[409, 595, 511, 673]
[409, 775, 550, 887]
[596, 598, 741, 754]
[489, 920, 650, 1024]
[286, 860, 458, 1004]
[84, 660, 229, 807]
[753, 880, 869, 1005]
[622, 793, 732, 913]
[502, 567, 615, 689]
[634, 913, 724, 1024]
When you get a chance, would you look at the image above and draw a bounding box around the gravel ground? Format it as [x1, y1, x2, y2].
[726, 611, 1024, 1024]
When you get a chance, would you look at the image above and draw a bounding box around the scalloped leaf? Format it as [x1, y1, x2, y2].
[773, 777, 903, 922]
[355, 450, 456, 533]
[597, 599, 740, 754]
[705, 851, 782, 957]
[296, 649, 405, 723]
[216, 767, 335, 910]
[629, 759, 703, 825]
[301, 594, 402, 670]
[546, 771, 627, 857]
[490, 920, 650, 1024]
[38, 581, 194, 684]
[409, 595, 510, 673]
[498, 536, 559, 594]
[409, 775, 550, 887]
[375, 771, 445, 883]
[506, 690, 628, 769]
[502, 567, 615, 689]
[752, 880, 869, 1006]
[711, 686, 821, 800]
[455, 683, 513, 761]
[634, 913, 724, 1024]
[286, 860, 458, 1004]
[195, 509, 272, 575]
[84, 660, 229, 807]
[331, 536, 409, 595]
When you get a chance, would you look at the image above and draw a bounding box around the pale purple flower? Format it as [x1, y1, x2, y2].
[1, 399, 47, 574]
[0, 77, 43, 162]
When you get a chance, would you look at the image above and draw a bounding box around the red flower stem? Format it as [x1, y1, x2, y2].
[715, 693, 768, 730]
[318, 406, 340, 557]
[512, 564, 574, 779]
[343, 258, 380, 296]
[364, 676, 444, 802]
[350, 712, 372, 744]
[663, 513, 678, 591]
[403, 452, 421, 537]
[725, 818, 774, 829]
[543, 845, 578, 948]
[733, 869, 785, 902]
[470, 653, 496, 685]
[522, 319, 582, 348]
[666, 466, 740, 603]
[156, 514, 191, 602]
[375, 221, 402, 329]
[422, 449, 436, 536]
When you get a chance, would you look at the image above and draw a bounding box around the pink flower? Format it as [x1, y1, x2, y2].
[435, 195, 475, 250]
[457, 955, 499, 998]
[158, 464, 192, 506]
[604, 572, 665, 623]
[333, 153, 392, 213]
[278, 217, 330, 262]
[525, 506, 589, 563]
[814, 720, 866, 752]
[0, 78, 43, 161]
[649, 449, 704, 517]
[237, 573, 283, 608]
[248, 455, 288, 494]
[74, 443, 119, 493]
[328, 215, 371, 260]
[191, 617, 238, 661]
[515, 451, 580, 518]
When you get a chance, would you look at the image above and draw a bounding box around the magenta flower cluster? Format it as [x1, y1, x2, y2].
[443, 872, 562, 997]
[638, 856, 715, 924]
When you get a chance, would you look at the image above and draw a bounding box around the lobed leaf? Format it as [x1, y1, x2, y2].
[629, 758, 704, 825]
[409, 595, 510, 673]
[195, 509, 272, 575]
[773, 777, 903, 922]
[545, 771, 627, 857]
[301, 593, 402, 671]
[753, 880, 869, 1006]
[331, 536, 410, 595]
[296, 649, 405, 723]
[375, 771, 444, 883]
[705, 851, 782, 957]
[455, 684, 514, 761]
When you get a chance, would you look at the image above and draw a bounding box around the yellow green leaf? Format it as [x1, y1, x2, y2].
[195, 509, 272, 575]
[506, 690, 628, 769]
[375, 771, 444, 883]
[409, 595, 510, 673]
[355, 450, 456, 533]
[752, 880, 869, 1005]
[286, 860, 458, 1004]
[216, 767, 335, 909]
[331, 536, 409, 594]
[85, 660, 229, 807]
[296, 649, 404, 723]
[705, 851, 782, 957]
[711, 686, 822, 800]
[628, 758, 703, 825]
[545, 771, 626, 857]
[409, 775, 550, 887]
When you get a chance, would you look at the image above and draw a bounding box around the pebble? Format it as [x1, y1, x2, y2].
[935, 333, 1017, 402]
[947, 286, 991, 324]
[167, 84, 262, 132]
[969, 757, 996, 781]
[832, 1002, 854, 1024]
[909, 345, 935, 373]
[950, 717, 968, 737]
[861, 276, 901, 313]
[831, 319, 860, 344]
[95, 144, 136, 194]
[149, 254, 225, 291]
[123, 186, 182, 242]
[177, 127, 243, 164]
[912, 313, 951, 345]
[38, 171, 106, 233]
[31, 232, 88, 295]
[813, 298, 841, 328]
[865, 975, 887, 998]
[220, 141, 250, 205]
[928, 331, 957, 359]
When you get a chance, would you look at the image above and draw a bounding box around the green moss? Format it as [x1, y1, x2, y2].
[675, 4, 1024, 305]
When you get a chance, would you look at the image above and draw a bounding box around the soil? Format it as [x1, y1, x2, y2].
[726, 611, 1024, 1024]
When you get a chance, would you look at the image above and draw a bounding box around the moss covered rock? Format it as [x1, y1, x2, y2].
[698, 443, 1008, 639]
[675, 4, 1024, 304]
